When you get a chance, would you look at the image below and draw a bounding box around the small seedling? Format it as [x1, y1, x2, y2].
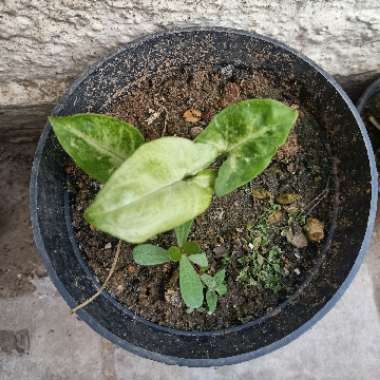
[238, 202, 286, 293]
[237, 246, 284, 294]
[201, 269, 228, 314]
[132, 220, 211, 309]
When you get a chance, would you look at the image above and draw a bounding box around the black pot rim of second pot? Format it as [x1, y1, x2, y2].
[357, 76, 380, 113]
[30, 27, 378, 367]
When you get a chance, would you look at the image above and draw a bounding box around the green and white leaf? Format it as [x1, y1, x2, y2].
[179, 255, 204, 309]
[188, 253, 208, 268]
[175, 220, 194, 247]
[49, 113, 144, 183]
[85, 137, 218, 243]
[206, 289, 218, 314]
[196, 99, 298, 196]
[132, 244, 170, 265]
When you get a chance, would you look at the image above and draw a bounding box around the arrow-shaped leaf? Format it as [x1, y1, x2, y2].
[180, 255, 204, 308]
[196, 99, 298, 196]
[49, 113, 144, 183]
[85, 137, 218, 243]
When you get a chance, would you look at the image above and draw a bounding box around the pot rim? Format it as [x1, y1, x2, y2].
[357, 76, 380, 113]
[30, 26, 378, 367]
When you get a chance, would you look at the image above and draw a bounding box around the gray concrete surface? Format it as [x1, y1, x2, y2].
[0, 139, 380, 379]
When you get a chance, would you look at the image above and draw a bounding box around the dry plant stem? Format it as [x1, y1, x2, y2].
[369, 115, 380, 131]
[71, 240, 122, 314]
[304, 181, 330, 217]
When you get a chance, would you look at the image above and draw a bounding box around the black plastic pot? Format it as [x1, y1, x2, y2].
[357, 77, 380, 113]
[30, 28, 378, 367]
[357, 77, 380, 182]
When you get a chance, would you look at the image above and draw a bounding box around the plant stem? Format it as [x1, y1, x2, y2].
[71, 240, 122, 314]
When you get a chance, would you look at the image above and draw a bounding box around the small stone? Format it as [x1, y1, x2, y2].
[286, 162, 297, 174]
[284, 205, 299, 215]
[127, 264, 137, 274]
[285, 228, 308, 248]
[277, 133, 300, 159]
[221, 82, 241, 106]
[268, 210, 283, 225]
[252, 187, 271, 200]
[146, 110, 161, 125]
[294, 268, 301, 275]
[183, 108, 202, 123]
[213, 246, 226, 258]
[115, 284, 125, 295]
[104, 242, 112, 249]
[276, 192, 300, 205]
[34, 266, 48, 278]
[190, 126, 203, 138]
[233, 238, 242, 249]
[164, 288, 182, 307]
[64, 164, 74, 175]
[304, 217, 324, 242]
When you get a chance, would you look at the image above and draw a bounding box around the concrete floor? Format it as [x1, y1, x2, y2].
[1, 140, 380, 380]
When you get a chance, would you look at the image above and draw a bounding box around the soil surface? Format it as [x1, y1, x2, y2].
[69, 64, 334, 330]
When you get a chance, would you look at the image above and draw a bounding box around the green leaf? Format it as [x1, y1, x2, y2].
[168, 246, 182, 262]
[175, 220, 194, 247]
[132, 244, 170, 265]
[188, 253, 208, 268]
[200, 273, 216, 289]
[206, 289, 218, 314]
[182, 241, 202, 255]
[179, 255, 204, 309]
[215, 283, 227, 297]
[214, 269, 226, 285]
[49, 113, 144, 183]
[85, 137, 218, 243]
[196, 99, 298, 196]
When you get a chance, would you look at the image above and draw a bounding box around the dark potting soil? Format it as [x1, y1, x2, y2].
[68, 64, 334, 330]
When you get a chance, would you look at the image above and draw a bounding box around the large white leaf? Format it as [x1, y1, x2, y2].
[85, 137, 218, 243]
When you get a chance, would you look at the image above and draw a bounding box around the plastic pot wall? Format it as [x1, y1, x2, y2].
[30, 28, 378, 367]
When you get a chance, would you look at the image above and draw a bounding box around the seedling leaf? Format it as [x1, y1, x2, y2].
[214, 269, 226, 285]
[182, 241, 202, 255]
[206, 289, 218, 314]
[175, 220, 194, 247]
[179, 255, 204, 308]
[200, 273, 216, 289]
[132, 244, 170, 265]
[168, 246, 182, 262]
[188, 253, 208, 268]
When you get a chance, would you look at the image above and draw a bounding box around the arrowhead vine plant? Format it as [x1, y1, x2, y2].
[49, 99, 298, 313]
